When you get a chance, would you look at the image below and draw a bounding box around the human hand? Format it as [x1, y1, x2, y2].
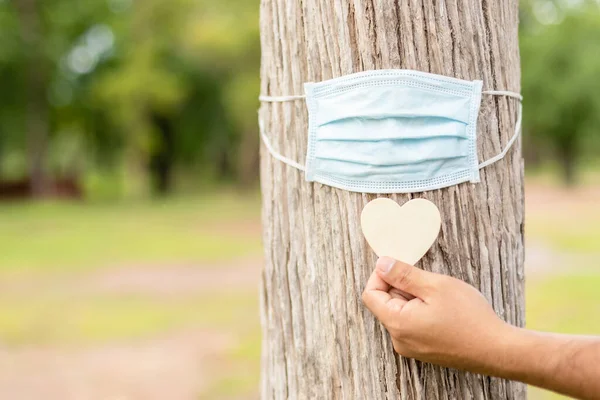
[362, 256, 513, 372]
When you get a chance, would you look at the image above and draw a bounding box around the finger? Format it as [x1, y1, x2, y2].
[365, 267, 391, 293]
[376, 256, 434, 299]
[362, 270, 407, 324]
[389, 287, 414, 301]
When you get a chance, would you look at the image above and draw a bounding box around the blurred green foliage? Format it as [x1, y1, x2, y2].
[0, 0, 259, 197]
[521, 0, 600, 184]
[1, 0, 600, 195]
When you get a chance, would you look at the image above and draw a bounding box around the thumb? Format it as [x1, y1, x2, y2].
[376, 256, 434, 299]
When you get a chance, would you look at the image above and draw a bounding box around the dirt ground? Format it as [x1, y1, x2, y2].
[0, 260, 262, 400]
[0, 329, 233, 400]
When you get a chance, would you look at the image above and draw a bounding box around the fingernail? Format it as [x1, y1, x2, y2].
[376, 257, 396, 274]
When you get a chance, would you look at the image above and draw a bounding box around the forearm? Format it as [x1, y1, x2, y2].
[362, 259, 600, 398]
[487, 326, 600, 400]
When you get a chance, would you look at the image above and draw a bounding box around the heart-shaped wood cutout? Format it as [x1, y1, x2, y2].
[361, 198, 441, 265]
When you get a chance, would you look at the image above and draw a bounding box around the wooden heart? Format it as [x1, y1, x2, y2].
[360, 198, 441, 265]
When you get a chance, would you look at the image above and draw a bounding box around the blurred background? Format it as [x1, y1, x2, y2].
[0, 0, 598, 398]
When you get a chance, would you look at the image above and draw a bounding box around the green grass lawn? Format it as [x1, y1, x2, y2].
[527, 213, 600, 254]
[0, 191, 262, 274]
[0, 291, 258, 345]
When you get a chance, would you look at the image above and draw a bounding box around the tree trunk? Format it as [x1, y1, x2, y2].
[238, 131, 261, 188]
[557, 135, 577, 187]
[259, 0, 525, 399]
[149, 112, 175, 195]
[16, 0, 49, 197]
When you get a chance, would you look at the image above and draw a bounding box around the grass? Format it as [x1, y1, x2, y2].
[526, 223, 600, 253]
[526, 205, 600, 253]
[0, 191, 262, 274]
[0, 291, 258, 346]
[0, 191, 265, 398]
[1, 184, 599, 399]
[525, 161, 600, 187]
[527, 274, 600, 335]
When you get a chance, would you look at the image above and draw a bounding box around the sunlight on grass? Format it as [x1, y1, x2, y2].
[526, 162, 600, 187]
[0, 292, 258, 345]
[527, 274, 600, 335]
[0, 192, 262, 274]
[526, 219, 600, 253]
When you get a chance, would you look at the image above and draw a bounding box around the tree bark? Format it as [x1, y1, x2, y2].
[259, 0, 525, 399]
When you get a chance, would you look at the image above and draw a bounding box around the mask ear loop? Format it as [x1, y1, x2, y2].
[478, 91, 523, 169]
[259, 94, 306, 102]
[258, 114, 306, 172]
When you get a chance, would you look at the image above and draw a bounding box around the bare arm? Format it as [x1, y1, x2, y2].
[496, 327, 600, 399]
[361, 257, 600, 400]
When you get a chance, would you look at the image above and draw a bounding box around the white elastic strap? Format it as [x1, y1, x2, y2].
[482, 90, 523, 101]
[478, 101, 523, 169]
[260, 91, 522, 102]
[258, 117, 305, 171]
[258, 94, 306, 102]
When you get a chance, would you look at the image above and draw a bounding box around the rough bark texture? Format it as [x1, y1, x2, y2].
[259, 0, 525, 399]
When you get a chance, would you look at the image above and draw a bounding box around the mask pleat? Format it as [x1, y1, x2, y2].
[315, 116, 467, 141]
[303, 69, 483, 192]
[315, 136, 468, 165]
[313, 157, 470, 181]
[315, 85, 472, 127]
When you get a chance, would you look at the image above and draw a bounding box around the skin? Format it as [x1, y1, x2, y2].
[362, 256, 600, 400]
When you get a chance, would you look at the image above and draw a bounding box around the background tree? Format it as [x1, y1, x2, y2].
[0, 0, 260, 197]
[520, 0, 600, 184]
[259, 0, 525, 398]
[2, 0, 110, 195]
[2, 0, 600, 198]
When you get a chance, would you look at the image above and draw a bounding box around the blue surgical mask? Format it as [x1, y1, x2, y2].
[259, 69, 522, 194]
